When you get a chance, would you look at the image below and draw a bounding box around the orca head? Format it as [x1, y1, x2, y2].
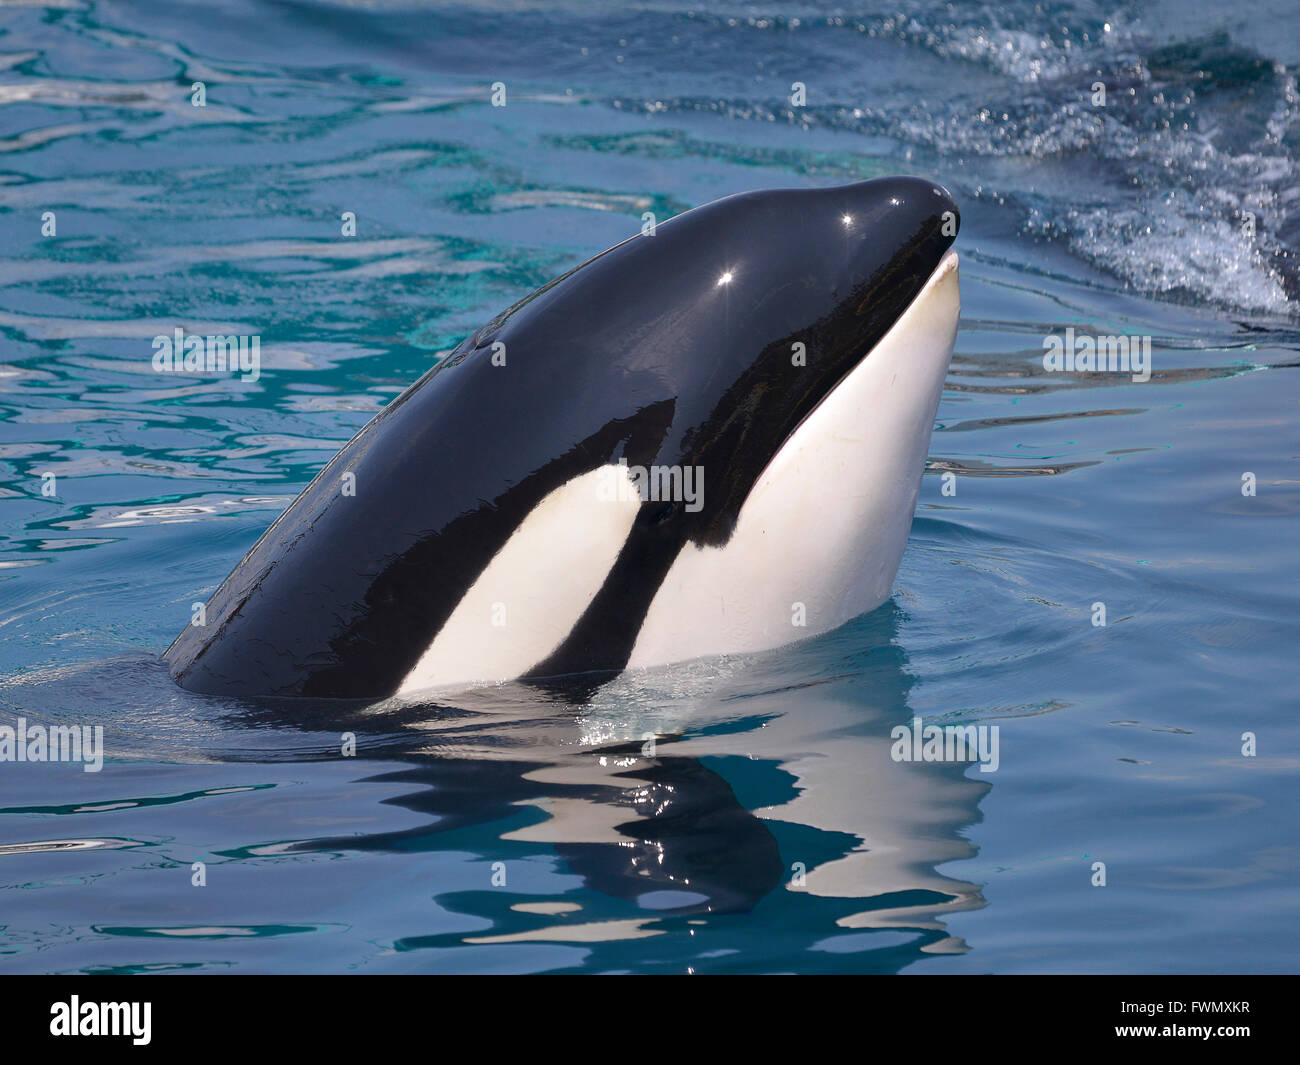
[626, 175, 961, 545]
[165, 177, 960, 699]
[514, 175, 963, 681]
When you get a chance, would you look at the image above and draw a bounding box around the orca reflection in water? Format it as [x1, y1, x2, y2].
[166, 177, 960, 698]
[261, 743, 785, 917]
[212, 609, 987, 956]
[225, 680, 783, 916]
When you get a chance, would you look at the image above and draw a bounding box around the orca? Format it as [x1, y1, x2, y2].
[165, 176, 960, 699]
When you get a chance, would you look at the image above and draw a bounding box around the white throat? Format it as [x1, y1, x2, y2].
[627, 251, 960, 668]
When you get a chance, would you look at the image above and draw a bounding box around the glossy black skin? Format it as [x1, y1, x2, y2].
[165, 177, 959, 698]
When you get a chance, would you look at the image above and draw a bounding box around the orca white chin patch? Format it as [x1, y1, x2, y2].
[397, 465, 641, 696]
[627, 250, 960, 668]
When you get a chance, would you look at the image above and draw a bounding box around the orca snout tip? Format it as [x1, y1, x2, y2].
[931, 182, 960, 235]
[895, 174, 957, 207]
[907, 177, 960, 237]
[837, 175, 960, 238]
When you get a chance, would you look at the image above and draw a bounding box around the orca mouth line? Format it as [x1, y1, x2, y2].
[757, 247, 960, 482]
[895, 248, 960, 328]
[838, 246, 959, 388]
[839, 247, 959, 381]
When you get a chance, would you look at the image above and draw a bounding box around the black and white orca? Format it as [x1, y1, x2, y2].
[165, 176, 960, 699]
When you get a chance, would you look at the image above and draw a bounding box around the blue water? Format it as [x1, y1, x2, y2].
[1, 0, 1298, 974]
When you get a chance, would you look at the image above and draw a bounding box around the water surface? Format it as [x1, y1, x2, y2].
[0, 0, 1297, 973]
